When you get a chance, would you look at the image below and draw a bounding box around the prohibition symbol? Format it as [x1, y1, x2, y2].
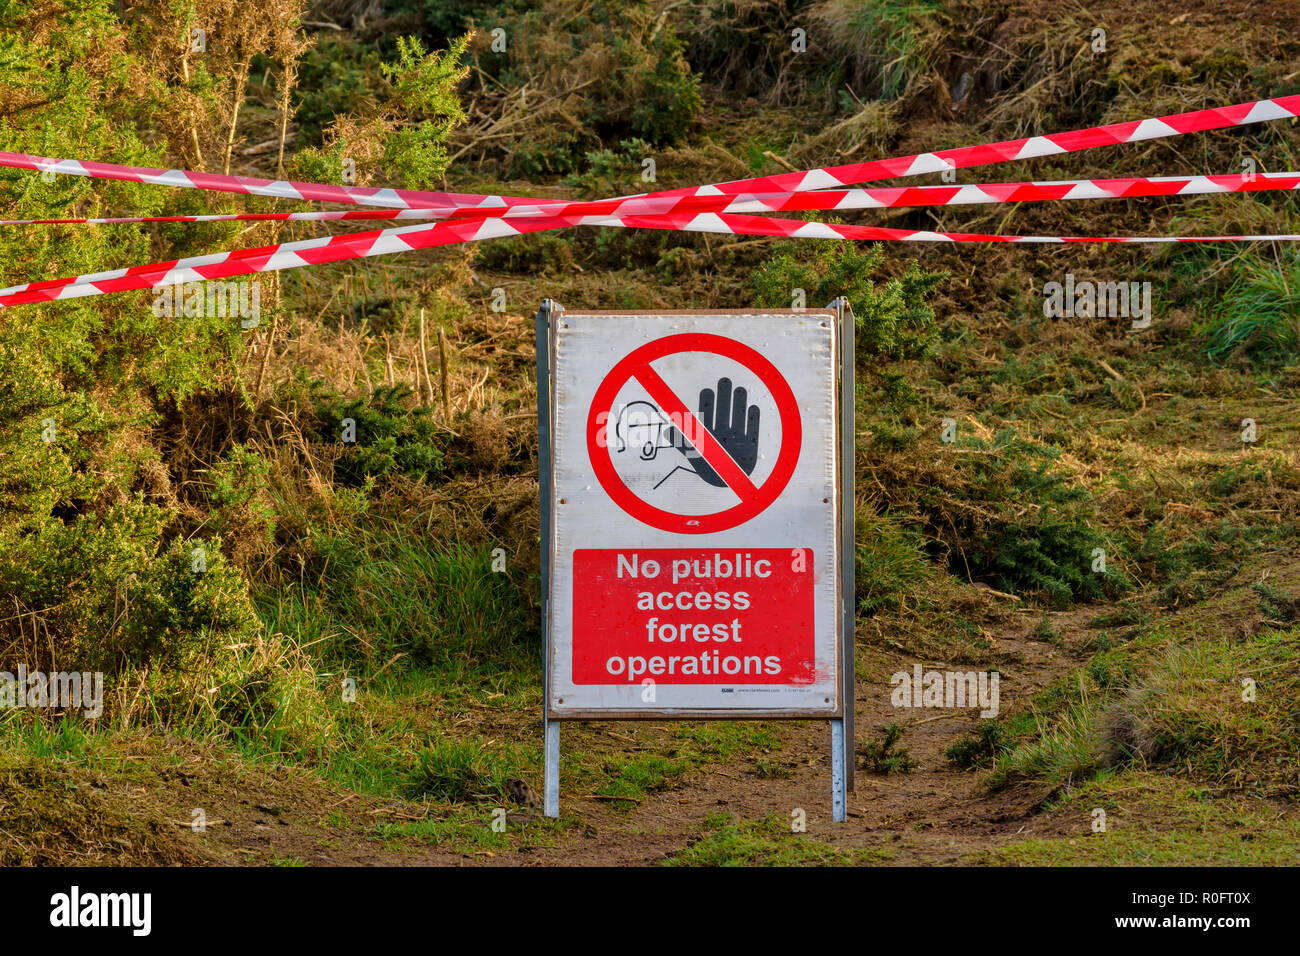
[586, 333, 802, 534]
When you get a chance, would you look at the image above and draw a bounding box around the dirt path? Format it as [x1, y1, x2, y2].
[130, 600, 1094, 867]
[501, 607, 1087, 866]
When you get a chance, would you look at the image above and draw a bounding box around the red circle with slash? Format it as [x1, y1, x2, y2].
[586, 333, 802, 534]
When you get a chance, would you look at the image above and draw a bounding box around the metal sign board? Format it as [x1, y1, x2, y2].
[536, 303, 855, 818]
[544, 308, 842, 717]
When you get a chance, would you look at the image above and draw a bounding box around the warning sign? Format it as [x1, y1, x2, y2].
[586, 333, 802, 534]
[544, 310, 841, 717]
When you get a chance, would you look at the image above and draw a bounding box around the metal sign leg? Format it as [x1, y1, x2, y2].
[830, 718, 847, 822]
[544, 719, 560, 818]
[537, 300, 562, 820]
[836, 297, 857, 795]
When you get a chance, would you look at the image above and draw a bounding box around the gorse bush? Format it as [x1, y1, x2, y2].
[452, 0, 702, 176]
[293, 32, 468, 190]
[0, 1, 473, 708]
[866, 425, 1129, 607]
[751, 238, 947, 360]
[205, 443, 278, 557]
[561, 138, 656, 198]
[941, 430, 1121, 607]
[0, 499, 260, 673]
[859, 722, 918, 774]
[945, 721, 1009, 769]
[291, 36, 386, 147]
[0, 1, 260, 676]
[1252, 581, 1299, 622]
[313, 383, 448, 487]
[378, 34, 470, 187]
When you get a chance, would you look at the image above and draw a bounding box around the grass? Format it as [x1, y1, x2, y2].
[1200, 250, 1300, 366]
[258, 533, 538, 679]
[823, 0, 943, 102]
[372, 808, 569, 854]
[991, 611, 1300, 796]
[407, 736, 530, 802]
[558, 721, 787, 809]
[0, 712, 95, 760]
[663, 813, 893, 867]
[672, 722, 783, 760]
[855, 510, 935, 615]
[594, 754, 690, 806]
[970, 776, 1300, 866]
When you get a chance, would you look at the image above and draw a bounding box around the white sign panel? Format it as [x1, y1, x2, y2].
[545, 310, 841, 717]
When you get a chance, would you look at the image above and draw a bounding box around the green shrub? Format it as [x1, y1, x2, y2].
[1031, 617, 1060, 644]
[0, 500, 260, 673]
[626, 24, 702, 144]
[1252, 581, 1298, 622]
[291, 37, 387, 146]
[313, 383, 448, 487]
[938, 431, 1123, 607]
[0, 2, 281, 679]
[379, 34, 470, 188]
[561, 138, 655, 198]
[463, 0, 702, 176]
[751, 239, 946, 361]
[206, 443, 278, 553]
[292, 33, 468, 191]
[945, 721, 1009, 769]
[473, 231, 576, 275]
[859, 722, 918, 773]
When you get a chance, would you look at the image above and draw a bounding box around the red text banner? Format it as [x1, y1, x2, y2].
[571, 547, 816, 686]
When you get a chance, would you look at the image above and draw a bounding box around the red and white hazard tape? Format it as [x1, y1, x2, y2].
[4, 171, 1300, 226]
[2, 93, 1300, 306]
[5, 210, 1300, 307]
[5, 94, 1298, 213]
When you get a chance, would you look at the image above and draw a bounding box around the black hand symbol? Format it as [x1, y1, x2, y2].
[663, 377, 760, 488]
